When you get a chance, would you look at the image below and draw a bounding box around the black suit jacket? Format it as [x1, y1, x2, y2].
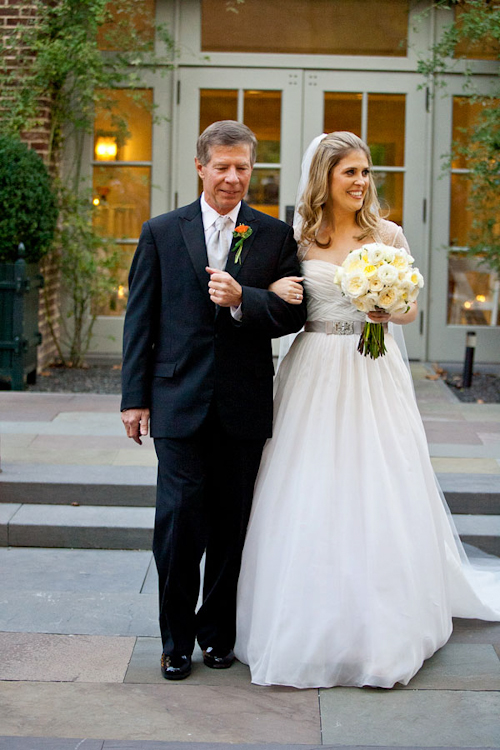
[121, 199, 306, 439]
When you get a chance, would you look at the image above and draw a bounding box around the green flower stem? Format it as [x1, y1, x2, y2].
[357, 322, 387, 359]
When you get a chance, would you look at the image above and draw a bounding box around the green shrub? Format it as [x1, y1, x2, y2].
[0, 135, 58, 263]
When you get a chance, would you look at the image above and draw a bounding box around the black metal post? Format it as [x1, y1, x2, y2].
[462, 330, 476, 388]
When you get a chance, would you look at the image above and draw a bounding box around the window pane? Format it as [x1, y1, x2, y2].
[202, 0, 408, 56]
[374, 171, 404, 225]
[449, 173, 472, 247]
[94, 90, 153, 162]
[454, 3, 499, 60]
[95, 245, 135, 317]
[98, 0, 155, 51]
[200, 90, 238, 135]
[244, 91, 281, 163]
[247, 168, 280, 218]
[93, 167, 151, 240]
[368, 94, 405, 167]
[324, 93, 362, 136]
[451, 97, 485, 170]
[447, 253, 499, 326]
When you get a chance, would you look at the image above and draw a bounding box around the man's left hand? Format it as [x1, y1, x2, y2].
[206, 267, 242, 307]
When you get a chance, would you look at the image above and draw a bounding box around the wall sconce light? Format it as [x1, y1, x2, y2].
[95, 136, 118, 161]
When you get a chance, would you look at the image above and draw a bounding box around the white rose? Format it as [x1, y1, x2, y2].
[392, 250, 409, 272]
[408, 286, 420, 302]
[353, 297, 370, 312]
[362, 263, 378, 278]
[383, 248, 395, 263]
[346, 258, 365, 273]
[378, 264, 399, 285]
[342, 271, 369, 299]
[369, 273, 384, 292]
[353, 292, 378, 312]
[412, 269, 424, 288]
[377, 287, 398, 309]
[390, 300, 410, 315]
[366, 244, 386, 265]
[364, 292, 379, 310]
[398, 278, 414, 298]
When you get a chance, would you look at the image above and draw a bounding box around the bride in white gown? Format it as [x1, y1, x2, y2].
[234, 132, 500, 689]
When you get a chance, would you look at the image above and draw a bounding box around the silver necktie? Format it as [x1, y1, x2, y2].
[207, 215, 231, 270]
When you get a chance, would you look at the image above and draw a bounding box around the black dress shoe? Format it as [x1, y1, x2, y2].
[202, 647, 235, 669]
[161, 653, 192, 680]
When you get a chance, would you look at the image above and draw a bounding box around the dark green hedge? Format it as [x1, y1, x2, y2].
[0, 135, 58, 263]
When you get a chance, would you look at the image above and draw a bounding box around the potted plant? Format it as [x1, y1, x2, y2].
[0, 135, 58, 389]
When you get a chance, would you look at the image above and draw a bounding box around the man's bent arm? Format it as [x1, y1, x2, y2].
[238, 226, 306, 337]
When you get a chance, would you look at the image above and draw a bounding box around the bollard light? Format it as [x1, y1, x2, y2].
[462, 330, 476, 388]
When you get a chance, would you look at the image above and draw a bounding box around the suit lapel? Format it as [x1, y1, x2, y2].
[225, 202, 260, 281]
[179, 200, 213, 312]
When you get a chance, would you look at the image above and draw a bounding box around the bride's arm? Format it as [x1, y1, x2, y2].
[268, 276, 304, 305]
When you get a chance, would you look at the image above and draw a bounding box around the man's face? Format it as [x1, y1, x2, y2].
[195, 143, 253, 215]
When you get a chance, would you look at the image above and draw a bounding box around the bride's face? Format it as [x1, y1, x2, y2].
[329, 150, 370, 215]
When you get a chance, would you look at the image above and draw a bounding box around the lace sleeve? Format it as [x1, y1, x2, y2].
[379, 220, 411, 254]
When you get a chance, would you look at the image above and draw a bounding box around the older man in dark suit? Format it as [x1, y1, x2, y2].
[121, 120, 306, 680]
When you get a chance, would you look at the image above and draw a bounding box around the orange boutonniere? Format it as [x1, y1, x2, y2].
[232, 224, 253, 264]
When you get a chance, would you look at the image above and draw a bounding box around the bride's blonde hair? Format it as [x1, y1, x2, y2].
[297, 132, 382, 248]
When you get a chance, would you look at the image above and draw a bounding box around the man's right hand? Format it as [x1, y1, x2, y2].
[121, 408, 150, 445]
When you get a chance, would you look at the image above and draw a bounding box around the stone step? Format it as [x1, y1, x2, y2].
[1, 466, 499, 514]
[0, 503, 154, 550]
[1, 503, 499, 556]
[0, 463, 157, 507]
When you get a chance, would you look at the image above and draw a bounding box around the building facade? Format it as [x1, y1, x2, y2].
[84, 0, 499, 362]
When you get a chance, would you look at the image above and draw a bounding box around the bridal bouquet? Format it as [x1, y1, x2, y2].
[334, 243, 424, 359]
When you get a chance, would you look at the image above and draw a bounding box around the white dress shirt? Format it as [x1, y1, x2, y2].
[200, 193, 242, 320]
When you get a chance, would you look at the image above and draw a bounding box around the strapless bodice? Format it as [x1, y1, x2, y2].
[301, 259, 365, 323]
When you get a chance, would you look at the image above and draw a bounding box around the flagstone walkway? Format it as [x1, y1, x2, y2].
[0, 363, 499, 749]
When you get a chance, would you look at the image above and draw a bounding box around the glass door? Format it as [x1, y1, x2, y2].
[175, 68, 429, 359]
[175, 68, 304, 222]
[302, 71, 429, 359]
[429, 78, 499, 363]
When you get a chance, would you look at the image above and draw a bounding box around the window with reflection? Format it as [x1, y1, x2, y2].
[199, 89, 282, 218]
[324, 92, 406, 224]
[324, 94, 362, 136]
[199, 90, 238, 134]
[447, 253, 499, 326]
[447, 95, 499, 326]
[93, 89, 153, 316]
[453, 2, 499, 60]
[201, 0, 409, 56]
[245, 91, 281, 217]
[98, 0, 155, 51]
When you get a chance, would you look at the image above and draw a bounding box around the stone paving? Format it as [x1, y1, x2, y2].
[0, 364, 499, 749]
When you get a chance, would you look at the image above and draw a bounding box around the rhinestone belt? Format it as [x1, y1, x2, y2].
[304, 320, 388, 335]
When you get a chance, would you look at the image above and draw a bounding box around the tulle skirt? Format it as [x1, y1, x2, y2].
[235, 331, 500, 689]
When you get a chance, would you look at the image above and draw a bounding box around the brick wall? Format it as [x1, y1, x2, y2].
[1, 0, 61, 369]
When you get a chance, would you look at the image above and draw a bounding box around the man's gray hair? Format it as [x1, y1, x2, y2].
[196, 120, 257, 166]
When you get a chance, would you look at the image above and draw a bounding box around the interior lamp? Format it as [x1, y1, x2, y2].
[95, 136, 118, 161]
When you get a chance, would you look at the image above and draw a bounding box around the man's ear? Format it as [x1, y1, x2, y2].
[195, 157, 204, 180]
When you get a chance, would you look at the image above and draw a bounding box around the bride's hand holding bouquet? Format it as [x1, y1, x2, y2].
[334, 243, 424, 359]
